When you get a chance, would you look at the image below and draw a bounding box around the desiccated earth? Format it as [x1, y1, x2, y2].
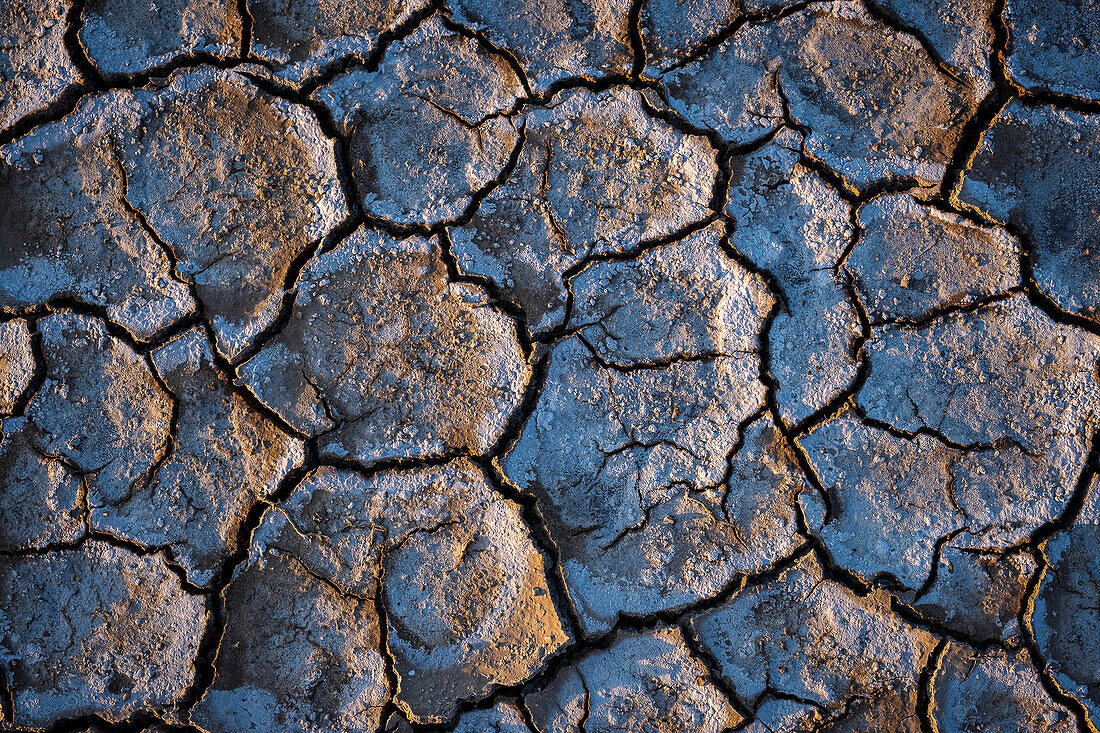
[1, 0, 1099, 731]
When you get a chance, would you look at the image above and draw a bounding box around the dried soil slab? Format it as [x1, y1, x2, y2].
[239, 227, 528, 467]
[247, 0, 430, 85]
[1004, 0, 1100, 101]
[871, 0, 995, 94]
[911, 545, 1035, 643]
[658, 20, 782, 147]
[0, 319, 34, 413]
[0, 99, 196, 342]
[122, 68, 348, 361]
[450, 86, 717, 334]
[851, 193, 1020, 323]
[380, 466, 568, 723]
[384, 702, 533, 733]
[958, 101, 1100, 325]
[526, 627, 742, 733]
[662, 1, 980, 188]
[451, 702, 531, 733]
[0, 542, 206, 729]
[1033, 475, 1100, 724]
[0, 430, 84, 551]
[91, 327, 305, 587]
[727, 129, 860, 426]
[689, 554, 937, 732]
[29, 313, 173, 509]
[448, 0, 632, 93]
[0, 0, 82, 131]
[801, 295, 1100, 592]
[273, 460, 569, 724]
[859, 294, 1100, 457]
[314, 17, 522, 226]
[80, 0, 242, 76]
[931, 645, 1076, 732]
[639, 0, 741, 74]
[503, 227, 799, 635]
[192, 510, 389, 733]
[569, 220, 761, 364]
[0, 313, 171, 552]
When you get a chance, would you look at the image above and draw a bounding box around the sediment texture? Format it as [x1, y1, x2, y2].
[2, 0, 1099, 730]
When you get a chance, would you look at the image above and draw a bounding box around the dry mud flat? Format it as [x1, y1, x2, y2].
[2, 0, 1100, 731]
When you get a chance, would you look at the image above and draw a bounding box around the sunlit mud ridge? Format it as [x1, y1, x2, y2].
[1, 0, 1099, 731]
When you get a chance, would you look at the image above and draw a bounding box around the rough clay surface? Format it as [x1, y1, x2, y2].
[2, 1, 1100, 730]
[727, 128, 860, 425]
[0, 0, 82, 131]
[247, 0, 430, 85]
[80, 0, 243, 76]
[959, 101, 1100, 325]
[314, 17, 523, 226]
[1004, 0, 1100, 101]
[451, 85, 718, 334]
[662, 0, 981, 187]
[239, 226, 529, 466]
[448, 0, 633, 93]
[931, 644, 1076, 732]
[690, 554, 938, 732]
[526, 627, 741, 733]
[0, 542, 206, 729]
[1033, 475, 1100, 723]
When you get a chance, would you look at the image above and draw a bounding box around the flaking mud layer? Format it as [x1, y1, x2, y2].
[2, 0, 1100, 731]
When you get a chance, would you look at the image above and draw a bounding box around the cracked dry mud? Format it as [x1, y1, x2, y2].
[1, 0, 1100, 731]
